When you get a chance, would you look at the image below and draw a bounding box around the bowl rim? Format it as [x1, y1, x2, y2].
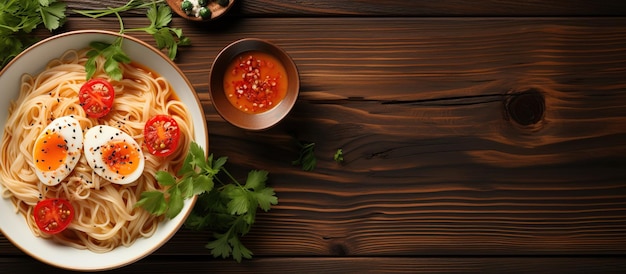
[209, 37, 300, 130]
[0, 29, 208, 271]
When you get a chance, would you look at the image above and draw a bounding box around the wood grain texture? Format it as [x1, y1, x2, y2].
[2, 3, 626, 272]
[5, 17, 625, 257]
[3, 257, 626, 274]
[63, 0, 626, 17]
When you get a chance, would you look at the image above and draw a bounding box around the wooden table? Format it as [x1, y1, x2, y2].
[2, 0, 626, 272]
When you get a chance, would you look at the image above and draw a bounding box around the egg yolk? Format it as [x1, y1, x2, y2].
[101, 141, 141, 176]
[34, 130, 68, 171]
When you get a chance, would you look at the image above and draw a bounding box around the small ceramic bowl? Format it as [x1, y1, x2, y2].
[209, 38, 300, 130]
[166, 0, 235, 21]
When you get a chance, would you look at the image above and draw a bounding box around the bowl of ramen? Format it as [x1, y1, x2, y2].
[0, 30, 208, 271]
[209, 38, 300, 130]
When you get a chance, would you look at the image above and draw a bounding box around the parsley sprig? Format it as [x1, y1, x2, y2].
[292, 141, 316, 171]
[84, 40, 131, 80]
[126, 1, 190, 60]
[334, 148, 344, 163]
[75, 0, 191, 80]
[136, 142, 279, 262]
[0, 0, 66, 69]
[189, 168, 277, 262]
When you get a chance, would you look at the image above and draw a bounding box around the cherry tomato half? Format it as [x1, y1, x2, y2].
[79, 78, 115, 118]
[33, 198, 74, 234]
[144, 115, 181, 157]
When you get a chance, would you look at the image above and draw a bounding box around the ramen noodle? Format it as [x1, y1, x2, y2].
[0, 48, 193, 252]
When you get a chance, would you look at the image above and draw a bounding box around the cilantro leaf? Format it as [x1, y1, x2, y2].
[89, 41, 110, 51]
[191, 144, 210, 171]
[135, 191, 167, 216]
[166, 186, 184, 219]
[242, 210, 256, 227]
[153, 28, 178, 60]
[185, 190, 231, 231]
[226, 188, 253, 215]
[84, 40, 131, 80]
[74, 0, 190, 79]
[145, 2, 159, 29]
[334, 148, 344, 163]
[211, 156, 228, 175]
[125, 2, 190, 61]
[152, 3, 172, 29]
[229, 235, 253, 262]
[193, 167, 277, 261]
[155, 171, 177, 186]
[243, 170, 277, 211]
[254, 187, 278, 212]
[292, 141, 316, 171]
[245, 170, 268, 190]
[205, 218, 254, 263]
[178, 177, 195, 198]
[178, 142, 204, 176]
[206, 232, 232, 259]
[193, 174, 214, 195]
[185, 211, 211, 230]
[39, 1, 66, 31]
[136, 141, 278, 262]
[0, 0, 66, 69]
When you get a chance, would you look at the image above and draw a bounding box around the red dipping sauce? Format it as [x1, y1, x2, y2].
[223, 51, 288, 114]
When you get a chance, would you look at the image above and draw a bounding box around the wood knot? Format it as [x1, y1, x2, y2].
[324, 236, 349, 256]
[504, 89, 545, 126]
[329, 243, 348, 256]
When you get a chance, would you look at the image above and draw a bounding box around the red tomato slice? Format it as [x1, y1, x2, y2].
[33, 198, 74, 234]
[144, 115, 181, 157]
[79, 78, 115, 118]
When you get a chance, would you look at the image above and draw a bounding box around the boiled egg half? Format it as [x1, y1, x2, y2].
[84, 125, 145, 185]
[33, 116, 83, 186]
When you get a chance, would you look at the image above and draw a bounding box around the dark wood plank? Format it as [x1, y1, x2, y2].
[63, 0, 626, 17]
[2, 256, 626, 273]
[3, 17, 625, 260]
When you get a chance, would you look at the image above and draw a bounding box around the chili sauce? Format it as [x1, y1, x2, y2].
[223, 51, 288, 114]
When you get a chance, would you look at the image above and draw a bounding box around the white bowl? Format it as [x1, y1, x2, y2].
[0, 30, 208, 271]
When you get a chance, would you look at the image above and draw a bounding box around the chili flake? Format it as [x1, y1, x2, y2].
[223, 51, 288, 113]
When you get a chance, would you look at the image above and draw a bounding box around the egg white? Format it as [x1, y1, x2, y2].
[32, 116, 83, 186]
[83, 125, 145, 185]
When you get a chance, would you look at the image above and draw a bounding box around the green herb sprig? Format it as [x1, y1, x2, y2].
[0, 0, 66, 69]
[135, 142, 216, 219]
[334, 148, 344, 163]
[135, 142, 279, 262]
[75, 0, 190, 80]
[127, 1, 190, 60]
[292, 141, 316, 171]
[84, 40, 131, 80]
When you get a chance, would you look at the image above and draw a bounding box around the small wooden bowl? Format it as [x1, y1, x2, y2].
[166, 0, 234, 21]
[209, 38, 300, 130]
